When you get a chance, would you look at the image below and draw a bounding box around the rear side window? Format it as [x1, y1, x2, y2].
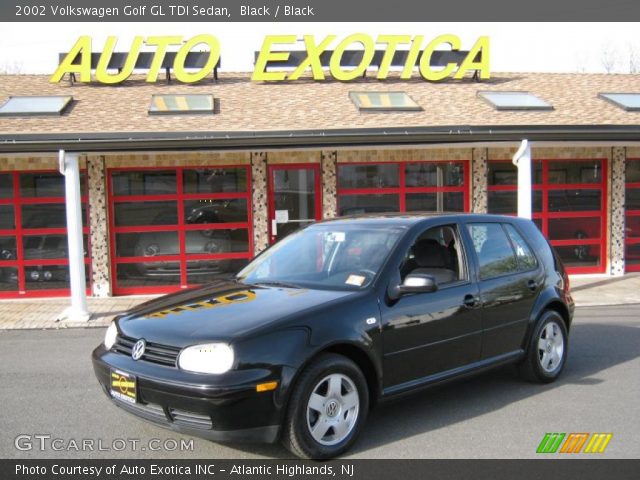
[467, 223, 517, 280]
[504, 224, 538, 271]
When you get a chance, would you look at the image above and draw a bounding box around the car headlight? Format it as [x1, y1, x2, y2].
[104, 322, 118, 349]
[178, 343, 234, 374]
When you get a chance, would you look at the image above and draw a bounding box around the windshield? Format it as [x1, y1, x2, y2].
[236, 224, 405, 290]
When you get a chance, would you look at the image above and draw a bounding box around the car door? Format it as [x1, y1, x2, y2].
[379, 223, 482, 390]
[462, 221, 544, 359]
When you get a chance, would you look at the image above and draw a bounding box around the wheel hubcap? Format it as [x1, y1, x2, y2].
[538, 321, 565, 373]
[306, 373, 359, 446]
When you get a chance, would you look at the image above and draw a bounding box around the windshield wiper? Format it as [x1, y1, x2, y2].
[250, 280, 302, 289]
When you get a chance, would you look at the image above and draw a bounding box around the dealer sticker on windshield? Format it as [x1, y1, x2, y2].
[345, 274, 366, 286]
[110, 369, 137, 404]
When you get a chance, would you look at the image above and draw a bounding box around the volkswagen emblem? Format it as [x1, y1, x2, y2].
[131, 339, 146, 361]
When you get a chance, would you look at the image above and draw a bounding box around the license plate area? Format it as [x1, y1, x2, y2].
[110, 369, 137, 404]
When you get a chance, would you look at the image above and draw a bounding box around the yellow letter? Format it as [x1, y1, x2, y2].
[173, 34, 221, 83]
[454, 36, 490, 80]
[419, 34, 461, 81]
[145, 36, 183, 82]
[329, 34, 375, 81]
[376, 35, 411, 79]
[288, 35, 336, 80]
[50, 36, 92, 83]
[95, 36, 143, 84]
[401, 35, 424, 79]
[252, 35, 297, 81]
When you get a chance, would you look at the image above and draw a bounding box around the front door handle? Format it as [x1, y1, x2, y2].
[463, 294, 479, 308]
[527, 280, 539, 292]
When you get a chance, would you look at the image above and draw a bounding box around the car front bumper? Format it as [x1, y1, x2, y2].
[92, 345, 288, 443]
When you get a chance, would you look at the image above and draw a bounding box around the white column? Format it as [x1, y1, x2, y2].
[58, 150, 90, 321]
[512, 139, 532, 219]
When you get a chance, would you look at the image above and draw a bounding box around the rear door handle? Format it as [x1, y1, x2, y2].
[527, 280, 539, 292]
[463, 294, 479, 308]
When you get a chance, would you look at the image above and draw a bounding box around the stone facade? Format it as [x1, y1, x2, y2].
[610, 147, 626, 276]
[321, 151, 338, 219]
[86, 155, 111, 297]
[471, 148, 488, 213]
[251, 152, 269, 256]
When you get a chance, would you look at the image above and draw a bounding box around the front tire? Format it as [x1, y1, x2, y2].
[282, 354, 369, 459]
[518, 310, 568, 383]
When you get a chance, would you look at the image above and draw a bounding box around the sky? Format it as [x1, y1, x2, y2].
[1, 22, 640, 75]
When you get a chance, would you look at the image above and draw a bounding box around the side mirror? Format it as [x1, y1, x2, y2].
[398, 274, 438, 295]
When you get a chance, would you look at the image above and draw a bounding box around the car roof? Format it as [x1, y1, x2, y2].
[315, 212, 530, 228]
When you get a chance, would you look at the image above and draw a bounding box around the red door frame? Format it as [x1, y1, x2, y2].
[267, 163, 322, 244]
[107, 165, 253, 296]
[625, 158, 640, 272]
[0, 170, 91, 298]
[336, 160, 470, 214]
[487, 158, 607, 274]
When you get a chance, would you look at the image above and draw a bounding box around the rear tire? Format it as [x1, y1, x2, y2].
[518, 310, 568, 383]
[282, 354, 369, 459]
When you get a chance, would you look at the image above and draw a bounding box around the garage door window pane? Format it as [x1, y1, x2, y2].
[114, 202, 177, 227]
[186, 259, 249, 284]
[625, 243, 640, 265]
[548, 190, 601, 212]
[185, 199, 248, 225]
[185, 230, 249, 254]
[627, 161, 640, 183]
[467, 223, 517, 280]
[553, 245, 600, 267]
[338, 164, 399, 189]
[547, 160, 602, 184]
[22, 234, 88, 259]
[338, 194, 400, 216]
[405, 163, 464, 187]
[0, 267, 18, 290]
[22, 204, 87, 228]
[0, 174, 12, 198]
[0, 205, 15, 229]
[626, 215, 640, 238]
[626, 188, 640, 210]
[116, 263, 182, 287]
[406, 192, 464, 212]
[548, 217, 601, 241]
[111, 171, 176, 196]
[183, 168, 247, 193]
[0, 236, 16, 260]
[488, 161, 542, 185]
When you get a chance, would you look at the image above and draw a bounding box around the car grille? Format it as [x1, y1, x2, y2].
[113, 400, 213, 430]
[113, 335, 181, 367]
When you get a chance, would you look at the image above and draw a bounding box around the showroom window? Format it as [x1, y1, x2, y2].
[625, 158, 640, 272]
[108, 166, 252, 295]
[0, 171, 90, 298]
[487, 158, 607, 273]
[337, 161, 469, 216]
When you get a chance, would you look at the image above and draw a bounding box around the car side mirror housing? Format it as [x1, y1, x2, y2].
[398, 274, 438, 295]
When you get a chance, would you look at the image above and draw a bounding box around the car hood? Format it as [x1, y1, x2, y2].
[116, 280, 357, 347]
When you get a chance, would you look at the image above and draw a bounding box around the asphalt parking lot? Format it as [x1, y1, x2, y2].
[0, 305, 638, 459]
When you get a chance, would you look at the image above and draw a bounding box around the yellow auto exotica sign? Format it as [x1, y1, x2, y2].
[51, 34, 490, 84]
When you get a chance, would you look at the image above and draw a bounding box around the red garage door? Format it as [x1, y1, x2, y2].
[488, 158, 607, 274]
[0, 170, 90, 298]
[337, 161, 470, 215]
[108, 166, 253, 295]
[625, 159, 640, 272]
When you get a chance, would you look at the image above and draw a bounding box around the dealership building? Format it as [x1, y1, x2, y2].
[1, 69, 640, 298]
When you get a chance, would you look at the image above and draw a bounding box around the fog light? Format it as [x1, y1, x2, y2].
[30, 270, 40, 281]
[43, 270, 53, 281]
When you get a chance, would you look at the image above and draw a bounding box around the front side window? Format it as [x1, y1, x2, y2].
[400, 225, 464, 286]
[467, 223, 517, 280]
[237, 224, 404, 290]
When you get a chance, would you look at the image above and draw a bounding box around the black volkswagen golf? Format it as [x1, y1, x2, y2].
[92, 213, 574, 459]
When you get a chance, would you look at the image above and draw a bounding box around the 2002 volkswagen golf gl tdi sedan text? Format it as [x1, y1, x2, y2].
[92, 213, 574, 459]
